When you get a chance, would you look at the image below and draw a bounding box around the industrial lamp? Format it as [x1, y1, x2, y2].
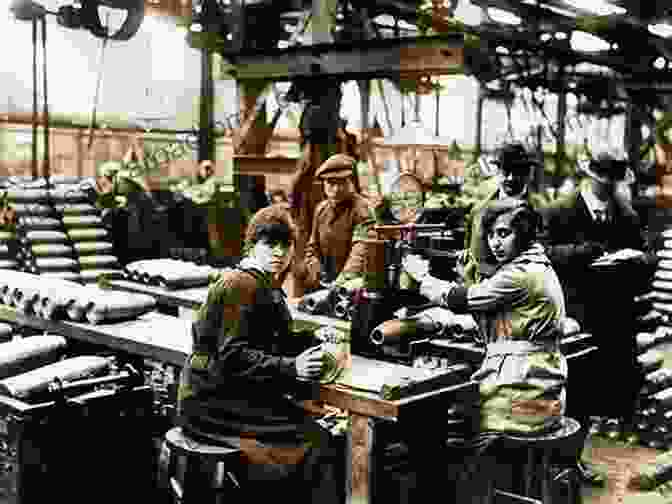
[9, 0, 144, 41]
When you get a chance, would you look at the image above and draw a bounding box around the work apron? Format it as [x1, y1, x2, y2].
[473, 340, 568, 435]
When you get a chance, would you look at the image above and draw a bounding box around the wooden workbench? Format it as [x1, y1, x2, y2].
[0, 305, 192, 365]
[0, 303, 476, 504]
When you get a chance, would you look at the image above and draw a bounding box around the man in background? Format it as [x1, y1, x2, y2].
[461, 142, 544, 286]
[542, 154, 654, 485]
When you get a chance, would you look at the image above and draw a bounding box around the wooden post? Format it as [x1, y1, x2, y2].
[435, 85, 440, 137]
[555, 64, 567, 194]
[348, 414, 374, 504]
[41, 18, 50, 180]
[474, 83, 484, 159]
[376, 80, 394, 136]
[198, 47, 214, 163]
[414, 91, 421, 123]
[77, 128, 84, 177]
[31, 18, 38, 179]
[358, 80, 370, 161]
[234, 79, 271, 155]
[626, 101, 643, 196]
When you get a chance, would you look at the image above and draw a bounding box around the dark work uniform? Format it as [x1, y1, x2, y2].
[177, 264, 339, 503]
[542, 188, 649, 425]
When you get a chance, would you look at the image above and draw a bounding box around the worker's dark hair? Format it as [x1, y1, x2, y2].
[245, 204, 296, 249]
[253, 223, 292, 247]
[241, 204, 297, 280]
[480, 200, 541, 262]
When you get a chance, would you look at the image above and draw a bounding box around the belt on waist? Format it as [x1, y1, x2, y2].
[486, 340, 558, 357]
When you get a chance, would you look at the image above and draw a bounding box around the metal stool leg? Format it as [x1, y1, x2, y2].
[484, 473, 494, 504]
[181, 454, 208, 504]
[524, 447, 535, 497]
[166, 446, 182, 504]
[540, 452, 552, 504]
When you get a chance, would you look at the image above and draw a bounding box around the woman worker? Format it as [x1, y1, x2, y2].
[402, 199, 569, 499]
[176, 204, 339, 503]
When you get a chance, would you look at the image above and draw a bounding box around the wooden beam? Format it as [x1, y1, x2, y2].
[221, 35, 464, 81]
[233, 155, 299, 176]
[233, 80, 271, 154]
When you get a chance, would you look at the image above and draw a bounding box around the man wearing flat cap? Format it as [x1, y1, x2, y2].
[295, 153, 374, 289]
[462, 142, 544, 286]
[542, 153, 652, 485]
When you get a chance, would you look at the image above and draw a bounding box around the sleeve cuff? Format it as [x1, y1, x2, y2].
[441, 285, 469, 313]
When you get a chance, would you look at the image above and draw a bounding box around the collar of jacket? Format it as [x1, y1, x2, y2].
[498, 243, 550, 270]
[496, 185, 529, 202]
[237, 258, 272, 286]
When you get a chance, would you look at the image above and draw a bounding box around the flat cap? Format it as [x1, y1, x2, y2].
[315, 154, 357, 180]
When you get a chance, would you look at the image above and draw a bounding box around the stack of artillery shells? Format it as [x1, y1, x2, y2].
[653, 229, 672, 315]
[53, 184, 123, 283]
[124, 259, 215, 289]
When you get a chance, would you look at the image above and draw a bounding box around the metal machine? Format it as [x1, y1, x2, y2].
[0, 360, 155, 504]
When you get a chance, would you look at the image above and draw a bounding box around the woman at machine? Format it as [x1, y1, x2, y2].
[176, 204, 339, 503]
[400, 199, 569, 500]
[403, 199, 568, 434]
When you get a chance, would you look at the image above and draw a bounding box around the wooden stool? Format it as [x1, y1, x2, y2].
[164, 427, 243, 504]
[489, 417, 583, 504]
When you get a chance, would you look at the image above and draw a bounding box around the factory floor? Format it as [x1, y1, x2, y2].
[582, 437, 669, 504]
[580, 341, 672, 504]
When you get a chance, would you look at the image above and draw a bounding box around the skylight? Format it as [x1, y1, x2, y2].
[649, 23, 672, 39]
[570, 31, 611, 52]
[541, 4, 578, 18]
[562, 0, 626, 16]
[654, 57, 666, 70]
[453, 0, 483, 27]
[397, 19, 417, 31]
[373, 14, 396, 27]
[487, 7, 521, 25]
[574, 62, 613, 74]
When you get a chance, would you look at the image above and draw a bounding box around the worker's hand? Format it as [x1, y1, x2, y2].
[560, 317, 581, 336]
[458, 250, 471, 264]
[295, 344, 325, 380]
[402, 254, 430, 283]
[368, 194, 386, 210]
[420, 277, 456, 305]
